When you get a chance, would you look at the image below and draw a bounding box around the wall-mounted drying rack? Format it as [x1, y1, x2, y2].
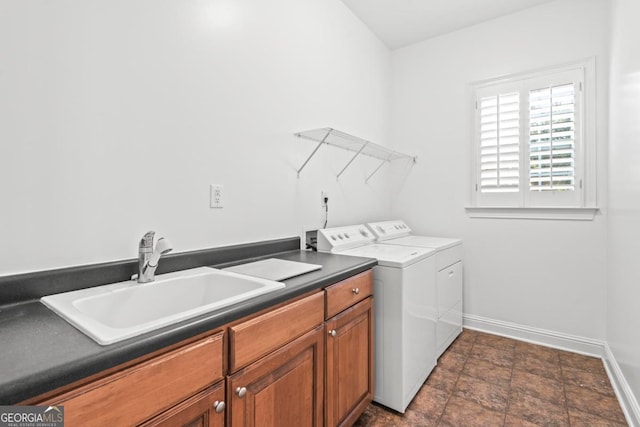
[295, 127, 417, 182]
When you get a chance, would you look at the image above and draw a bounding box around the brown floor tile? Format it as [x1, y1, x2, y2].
[514, 351, 563, 381]
[405, 384, 449, 424]
[514, 341, 560, 365]
[354, 403, 407, 427]
[448, 335, 474, 356]
[507, 389, 570, 426]
[454, 374, 510, 412]
[356, 401, 442, 427]
[353, 404, 387, 426]
[510, 369, 566, 404]
[437, 350, 467, 373]
[463, 356, 513, 387]
[354, 331, 627, 427]
[398, 410, 440, 427]
[439, 396, 505, 427]
[565, 384, 627, 424]
[558, 351, 607, 376]
[562, 365, 616, 397]
[476, 332, 517, 351]
[457, 328, 480, 344]
[568, 407, 628, 426]
[470, 342, 515, 368]
[424, 365, 459, 394]
[504, 414, 540, 426]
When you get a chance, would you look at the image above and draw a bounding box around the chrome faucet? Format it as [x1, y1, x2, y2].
[138, 231, 173, 283]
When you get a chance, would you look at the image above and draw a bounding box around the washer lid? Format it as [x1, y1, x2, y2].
[386, 235, 461, 251]
[340, 243, 434, 268]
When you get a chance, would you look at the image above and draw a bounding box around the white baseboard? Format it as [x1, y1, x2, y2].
[604, 343, 640, 427]
[463, 314, 605, 356]
[463, 314, 639, 427]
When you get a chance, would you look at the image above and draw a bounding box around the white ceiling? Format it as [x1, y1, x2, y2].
[340, 0, 557, 50]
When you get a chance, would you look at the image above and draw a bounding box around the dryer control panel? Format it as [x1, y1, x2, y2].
[316, 225, 375, 253]
[366, 220, 412, 241]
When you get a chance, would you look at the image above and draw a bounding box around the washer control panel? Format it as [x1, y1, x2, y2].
[317, 225, 374, 252]
[366, 220, 412, 241]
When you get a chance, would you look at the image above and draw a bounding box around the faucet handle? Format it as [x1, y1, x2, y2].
[147, 237, 173, 267]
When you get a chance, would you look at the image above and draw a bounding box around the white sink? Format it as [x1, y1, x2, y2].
[41, 267, 285, 345]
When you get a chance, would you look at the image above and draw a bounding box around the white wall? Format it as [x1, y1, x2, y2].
[390, 0, 609, 341]
[0, 0, 392, 275]
[607, 0, 640, 411]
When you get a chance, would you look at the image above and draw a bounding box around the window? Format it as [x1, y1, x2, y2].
[469, 61, 597, 218]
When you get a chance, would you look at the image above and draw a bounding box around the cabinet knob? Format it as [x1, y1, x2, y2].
[352, 288, 360, 295]
[236, 386, 247, 398]
[213, 400, 226, 413]
[329, 329, 337, 337]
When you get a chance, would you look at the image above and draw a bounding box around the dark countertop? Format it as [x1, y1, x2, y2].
[0, 249, 376, 404]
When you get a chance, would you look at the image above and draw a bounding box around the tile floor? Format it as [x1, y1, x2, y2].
[354, 329, 627, 426]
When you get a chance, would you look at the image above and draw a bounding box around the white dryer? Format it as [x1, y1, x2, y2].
[317, 225, 437, 413]
[367, 220, 463, 358]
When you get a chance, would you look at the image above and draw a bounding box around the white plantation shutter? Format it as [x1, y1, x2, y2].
[529, 83, 576, 192]
[472, 65, 585, 208]
[479, 93, 520, 193]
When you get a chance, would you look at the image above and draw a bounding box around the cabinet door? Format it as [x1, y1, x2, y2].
[228, 325, 324, 427]
[325, 297, 374, 427]
[141, 381, 225, 427]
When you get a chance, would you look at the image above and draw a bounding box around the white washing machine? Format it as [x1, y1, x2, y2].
[367, 220, 463, 358]
[317, 225, 437, 413]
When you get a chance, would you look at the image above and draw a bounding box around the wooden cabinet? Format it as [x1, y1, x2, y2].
[229, 292, 324, 372]
[141, 381, 226, 427]
[227, 326, 325, 427]
[325, 272, 374, 427]
[40, 332, 225, 427]
[34, 269, 374, 427]
[324, 271, 373, 319]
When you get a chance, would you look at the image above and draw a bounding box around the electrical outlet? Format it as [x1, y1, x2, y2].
[210, 184, 224, 208]
[321, 191, 329, 207]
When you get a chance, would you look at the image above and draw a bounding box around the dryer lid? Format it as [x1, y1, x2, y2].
[388, 235, 462, 251]
[341, 243, 434, 268]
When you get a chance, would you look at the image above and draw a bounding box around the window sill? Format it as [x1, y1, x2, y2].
[464, 206, 599, 221]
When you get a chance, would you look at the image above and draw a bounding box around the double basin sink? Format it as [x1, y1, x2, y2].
[41, 267, 286, 345]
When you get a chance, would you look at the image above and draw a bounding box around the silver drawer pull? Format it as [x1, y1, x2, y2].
[329, 329, 337, 337]
[352, 288, 360, 295]
[236, 387, 247, 398]
[213, 400, 226, 413]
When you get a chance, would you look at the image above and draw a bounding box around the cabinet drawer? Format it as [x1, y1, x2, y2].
[325, 270, 373, 319]
[229, 291, 324, 372]
[140, 381, 226, 427]
[435, 244, 463, 270]
[44, 332, 224, 427]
